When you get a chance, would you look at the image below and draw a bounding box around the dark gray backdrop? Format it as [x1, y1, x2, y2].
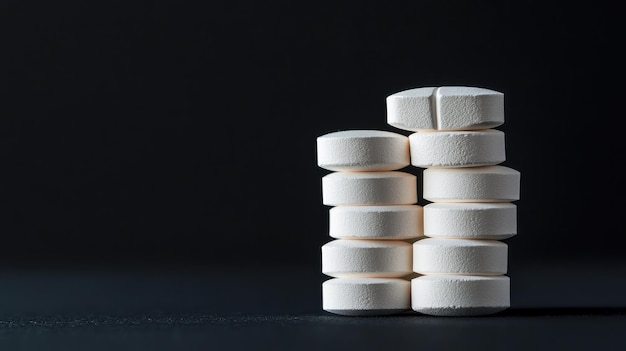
[1, 1, 623, 272]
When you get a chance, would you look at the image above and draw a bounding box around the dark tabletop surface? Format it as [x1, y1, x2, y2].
[1, 259, 625, 351]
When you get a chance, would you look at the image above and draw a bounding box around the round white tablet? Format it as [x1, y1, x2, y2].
[316, 130, 410, 171]
[424, 203, 517, 239]
[386, 86, 504, 131]
[329, 205, 424, 240]
[422, 165, 520, 202]
[408, 129, 505, 168]
[323, 278, 411, 316]
[413, 238, 507, 275]
[322, 239, 412, 278]
[411, 275, 510, 316]
[321, 171, 418, 206]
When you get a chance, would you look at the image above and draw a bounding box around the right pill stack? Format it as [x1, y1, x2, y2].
[387, 86, 521, 316]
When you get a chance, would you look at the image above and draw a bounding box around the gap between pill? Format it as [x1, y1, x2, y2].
[430, 87, 440, 130]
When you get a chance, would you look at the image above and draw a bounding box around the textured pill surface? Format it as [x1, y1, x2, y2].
[435, 86, 504, 131]
[316, 130, 410, 171]
[386, 87, 437, 131]
[322, 239, 413, 278]
[413, 238, 508, 275]
[386, 86, 504, 131]
[409, 129, 505, 168]
[329, 205, 423, 240]
[423, 165, 520, 202]
[323, 277, 411, 316]
[411, 275, 510, 316]
[424, 203, 517, 239]
[322, 171, 418, 206]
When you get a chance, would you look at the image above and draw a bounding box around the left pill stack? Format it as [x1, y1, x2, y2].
[316, 130, 423, 316]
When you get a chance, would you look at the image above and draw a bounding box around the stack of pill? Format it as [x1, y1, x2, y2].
[386, 86, 521, 316]
[317, 130, 424, 316]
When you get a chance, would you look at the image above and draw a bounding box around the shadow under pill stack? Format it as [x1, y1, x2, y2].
[317, 130, 424, 316]
[386, 86, 521, 316]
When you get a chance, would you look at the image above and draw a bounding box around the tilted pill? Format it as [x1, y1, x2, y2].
[424, 203, 517, 239]
[423, 165, 520, 202]
[316, 130, 410, 171]
[411, 275, 510, 316]
[329, 205, 423, 240]
[409, 129, 505, 168]
[413, 238, 508, 275]
[323, 277, 411, 316]
[321, 171, 417, 206]
[322, 239, 413, 278]
[386, 86, 504, 131]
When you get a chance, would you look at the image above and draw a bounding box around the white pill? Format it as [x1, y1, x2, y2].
[386, 87, 438, 131]
[411, 275, 510, 316]
[322, 171, 417, 206]
[323, 277, 411, 316]
[386, 86, 504, 131]
[423, 165, 520, 202]
[413, 238, 507, 275]
[424, 203, 517, 239]
[329, 205, 424, 240]
[436, 87, 505, 131]
[409, 129, 505, 168]
[322, 239, 412, 278]
[316, 130, 410, 172]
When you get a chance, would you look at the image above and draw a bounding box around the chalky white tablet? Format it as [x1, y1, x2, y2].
[329, 205, 423, 240]
[413, 238, 508, 275]
[316, 130, 410, 171]
[436, 87, 505, 131]
[386, 87, 437, 131]
[386, 86, 504, 131]
[409, 129, 505, 168]
[322, 239, 412, 278]
[424, 203, 517, 239]
[423, 165, 520, 202]
[321, 171, 417, 206]
[323, 278, 410, 316]
[411, 275, 510, 316]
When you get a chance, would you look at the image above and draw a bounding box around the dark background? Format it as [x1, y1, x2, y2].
[1, 0, 624, 303]
[1, 1, 626, 349]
